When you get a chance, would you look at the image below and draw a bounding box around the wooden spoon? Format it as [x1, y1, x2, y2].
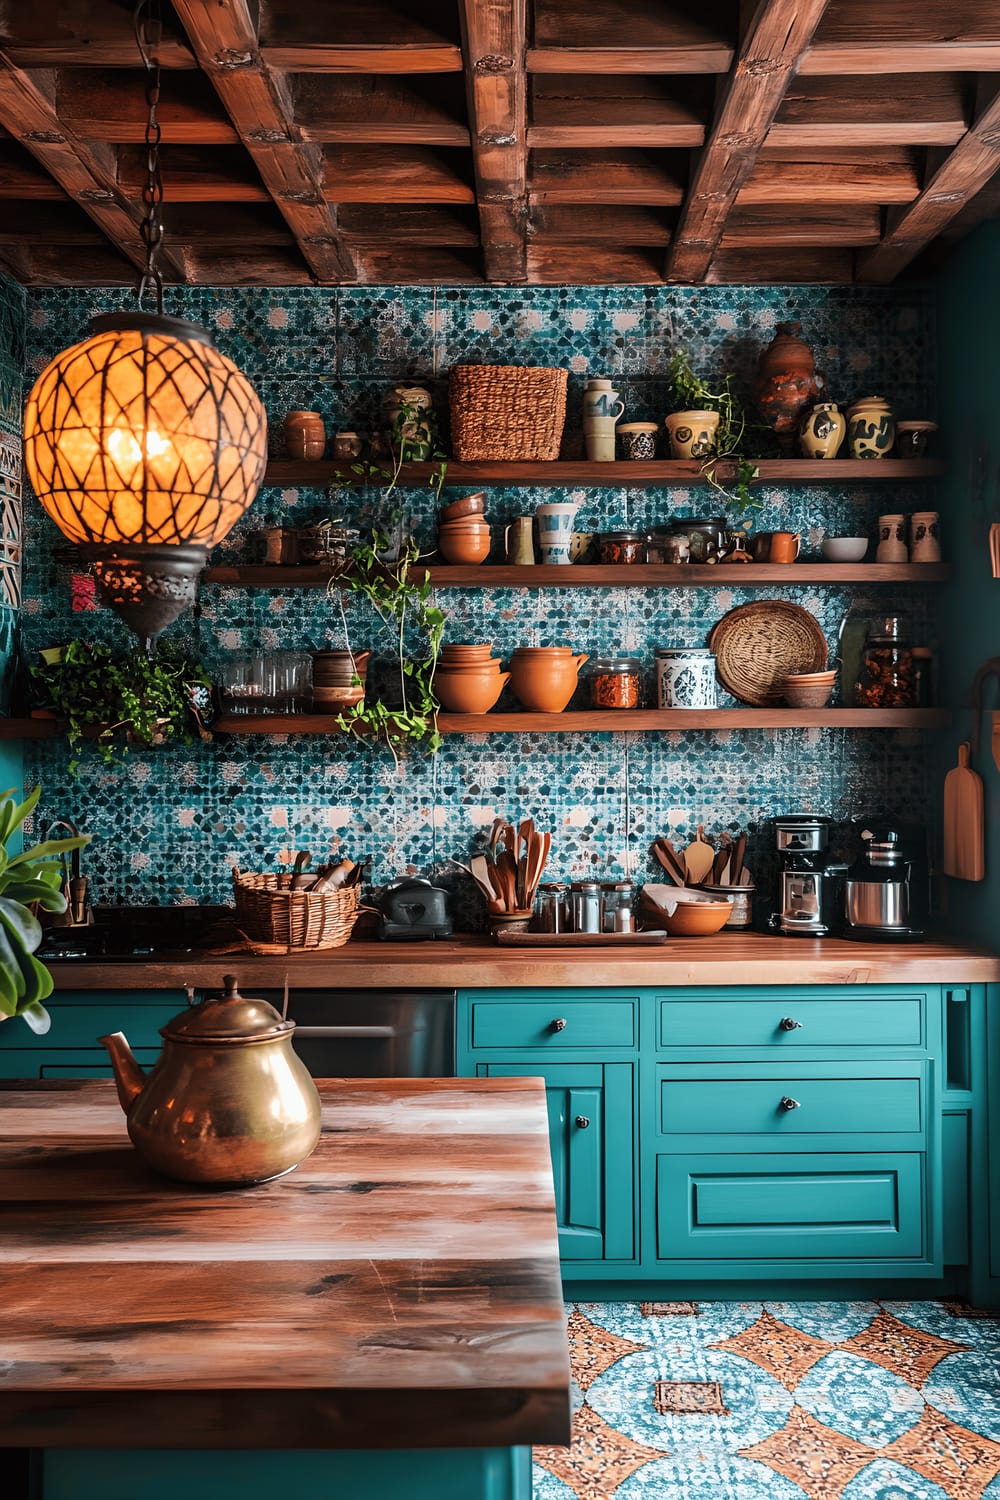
[729, 832, 747, 886]
[683, 825, 715, 885]
[653, 838, 687, 887]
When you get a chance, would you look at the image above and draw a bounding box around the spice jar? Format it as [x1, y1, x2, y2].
[534, 882, 570, 934]
[603, 881, 635, 933]
[587, 657, 642, 709]
[852, 614, 916, 707]
[598, 530, 645, 565]
[668, 516, 727, 564]
[571, 881, 604, 934]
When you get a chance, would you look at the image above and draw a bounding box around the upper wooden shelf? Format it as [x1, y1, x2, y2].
[263, 458, 945, 488]
[206, 562, 951, 589]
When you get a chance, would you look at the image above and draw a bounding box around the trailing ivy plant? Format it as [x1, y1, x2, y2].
[0, 785, 89, 1033]
[327, 536, 445, 765]
[666, 349, 761, 520]
[30, 639, 213, 773]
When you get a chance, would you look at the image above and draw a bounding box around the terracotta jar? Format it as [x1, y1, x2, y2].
[799, 401, 846, 460]
[510, 646, 589, 713]
[756, 322, 822, 453]
[283, 410, 326, 461]
[312, 649, 370, 714]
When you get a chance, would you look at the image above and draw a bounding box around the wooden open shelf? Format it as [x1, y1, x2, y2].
[211, 709, 950, 735]
[263, 458, 945, 488]
[206, 561, 951, 589]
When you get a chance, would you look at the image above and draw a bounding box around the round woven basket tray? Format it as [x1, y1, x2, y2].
[709, 600, 828, 706]
[232, 869, 360, 951]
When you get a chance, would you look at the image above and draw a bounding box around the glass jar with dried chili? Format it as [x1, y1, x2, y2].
[852, 614, 916, 707]
[587, 657, 642, 709]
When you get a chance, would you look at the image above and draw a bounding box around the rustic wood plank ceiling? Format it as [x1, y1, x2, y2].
[0, 0, 997, 286]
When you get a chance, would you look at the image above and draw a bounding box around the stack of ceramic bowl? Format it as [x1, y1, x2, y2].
[437, 492, 491, 565]
[311, 649, 369, 714]
[782, 668, 837, 707]
[435, 644, 509, 714]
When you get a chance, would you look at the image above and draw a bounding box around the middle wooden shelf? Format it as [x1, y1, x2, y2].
[205, 562, 951, 589]
[213, 709, 950, 735]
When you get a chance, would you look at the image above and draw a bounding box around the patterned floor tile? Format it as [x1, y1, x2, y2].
[711, 1307, 834, 1390]
[879, 1408, 1000, 1498]
[741, 1403, 877, 1497]
[795, 1349, 925, 1445]
[841, 1310, 969, 1387]
[533, 1400, 666, 1500]
[566, 1307, 649, 1391]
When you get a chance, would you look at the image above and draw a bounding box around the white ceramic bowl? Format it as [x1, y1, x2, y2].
[821, 536, 868, 562]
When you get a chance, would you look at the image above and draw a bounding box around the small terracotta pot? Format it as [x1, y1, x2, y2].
[434, 668, 510, 714]
[510, 648, 588, 712]
[283, 410, 326, 461]
[439, 492, 486, 521]
[312, 649, 370, 685]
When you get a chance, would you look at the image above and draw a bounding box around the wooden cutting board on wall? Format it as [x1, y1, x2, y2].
[942, 742, 985, 881]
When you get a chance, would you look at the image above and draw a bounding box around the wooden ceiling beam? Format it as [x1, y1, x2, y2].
[57, 69, 238, 144]
[323, 146, 474, 203]
[457, 0, 528, 283]
[706, 246, 854, 281]
[294, 76, 470, 147]
[857, 84, 1000, 283]
[169, 0, 357, 283]
[529, 149, 686, 205]
[529, 77, 705, 149]
[530, 205, 672, 244]
[527, 245, 663, 282]
[667, 0, 833, 283]
[0, 0, 196, 69]
[742, 151, 920, 204]
[771, 75, 969, 148]
[723, 203, 882, 247]
[802, 1, 1000, 74]
[0, 52, 186, 279]
[256, 0, 462, 73]
[529, 0, 732, 74]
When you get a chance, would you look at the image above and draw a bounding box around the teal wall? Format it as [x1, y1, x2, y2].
[936, 224, 1000, 945]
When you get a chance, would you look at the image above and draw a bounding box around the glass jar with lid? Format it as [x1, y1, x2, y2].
[534, 882, 569, 934]
[571, 881, 604, 934]
[852, 613, 916, 708]
[602, 880, 636, 933]
[587, 657, 642, 709]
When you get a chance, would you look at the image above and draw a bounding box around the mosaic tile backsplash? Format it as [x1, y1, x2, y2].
[14, 282, 939, 912]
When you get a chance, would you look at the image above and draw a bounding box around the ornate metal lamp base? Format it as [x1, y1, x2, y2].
[82, 542, 207, 646]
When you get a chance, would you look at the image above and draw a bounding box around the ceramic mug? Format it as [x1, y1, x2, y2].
[583, 379, 625, 424]
[583, 416, 617, 463]
[504, 516, 536, 565]
[535, 502, 579, 557]
[768, 531, 801, 563]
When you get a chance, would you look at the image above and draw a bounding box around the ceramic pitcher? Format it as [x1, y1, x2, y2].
[583, 379, 625, 424]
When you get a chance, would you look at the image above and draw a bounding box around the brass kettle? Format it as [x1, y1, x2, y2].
[99, 974, 322, 1187]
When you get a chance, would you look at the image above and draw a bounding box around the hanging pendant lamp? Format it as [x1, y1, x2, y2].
[21, 1, 267, 646]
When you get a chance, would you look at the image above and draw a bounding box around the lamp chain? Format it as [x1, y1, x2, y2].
[134, 0, 165, 314]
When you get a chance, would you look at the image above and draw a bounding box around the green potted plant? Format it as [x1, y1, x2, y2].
[665, 349, 761, 523]
[30, 639, 213, 772]
[0, 785, 89, 1033]
[327, 534, 446, 765]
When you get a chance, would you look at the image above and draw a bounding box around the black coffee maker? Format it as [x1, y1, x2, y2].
[842, 823, 927, 942]
[769, 814, 847, 937]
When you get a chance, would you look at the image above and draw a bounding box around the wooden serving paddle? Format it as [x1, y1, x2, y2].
[683, 825, 716, 885]
[943, 742, 984, 881]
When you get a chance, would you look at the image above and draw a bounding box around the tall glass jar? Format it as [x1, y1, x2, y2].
[852, 614, 916, 707]
[571, 881, 604, 934]
[535, 882, 569, 934]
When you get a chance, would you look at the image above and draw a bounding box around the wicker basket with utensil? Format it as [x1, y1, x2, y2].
[232, 868, 360, 951]
[449, 365, 568, 461]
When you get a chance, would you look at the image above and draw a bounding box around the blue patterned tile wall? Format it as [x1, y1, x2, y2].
[17, 283, 938, 915]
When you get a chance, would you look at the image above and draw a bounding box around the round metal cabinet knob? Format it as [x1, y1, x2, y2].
[779, 1017, 802, 1031]
[575, 1115, 591, 1129]
[551, 1018, 568, 1032]
[779, 1096, 801, 1111]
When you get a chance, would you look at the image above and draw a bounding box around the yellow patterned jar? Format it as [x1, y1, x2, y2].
[799, 401, 846, 459]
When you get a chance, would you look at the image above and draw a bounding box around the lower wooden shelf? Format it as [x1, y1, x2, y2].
[205, 562, 951, 589]
[212, 709, 950, 735]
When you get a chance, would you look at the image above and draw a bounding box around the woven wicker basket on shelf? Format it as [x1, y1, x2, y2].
[232, 868, 360, 951]
[449, 364, 568, 461]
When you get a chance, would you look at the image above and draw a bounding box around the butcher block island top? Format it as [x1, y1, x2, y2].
[47, 932, 1000, 990]
[0, 1077, 571, 1452]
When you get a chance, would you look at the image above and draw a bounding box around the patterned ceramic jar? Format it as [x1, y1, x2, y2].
[910, 511, 941, 562]
[876, 513, 907, 563]
[655, 647, 718, 708]
[617, 422, 658, 460]
[847, 396, 895, 459]
[664, 410, 719, 460]
[799, 402, 846, 459]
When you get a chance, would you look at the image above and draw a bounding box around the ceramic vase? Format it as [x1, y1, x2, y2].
[847, 396, 895, 459]
[582, 378, 625, 424]
[655, 648, 717, 708]
[664, 411, 719, 460]
[876, 513, 907, 562]
[799, 402, 846, 460]
[910, 511, 941, 563]
[755, 321, 822, 454]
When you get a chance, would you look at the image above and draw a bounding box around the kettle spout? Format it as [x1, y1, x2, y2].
[98, 1031, 146, 1112]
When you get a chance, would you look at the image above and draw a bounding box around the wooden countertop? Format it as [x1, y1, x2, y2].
[0, 1077, 570, 1451]
[48, 932, 1000, 989]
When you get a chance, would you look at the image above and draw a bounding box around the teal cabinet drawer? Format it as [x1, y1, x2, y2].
[659, 992, 927, 1050]
[470, 999, 636, 1050]
[0, 1048, 161, 1080]
[658, 1062, 926, 1139]
[0, 990, 185, 1052]
[657, 1152, 928, 1262]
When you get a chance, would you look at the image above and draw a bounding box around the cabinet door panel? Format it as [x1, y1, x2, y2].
[658, 1062, 926, 1139]
[657, 1153, 929, 1263]
[659, 993, 927, 1050]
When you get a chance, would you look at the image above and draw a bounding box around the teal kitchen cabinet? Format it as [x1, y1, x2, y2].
[0, 989, 185, 1080]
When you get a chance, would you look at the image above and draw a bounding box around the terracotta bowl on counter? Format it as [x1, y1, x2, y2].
[641, 885, 733, 935]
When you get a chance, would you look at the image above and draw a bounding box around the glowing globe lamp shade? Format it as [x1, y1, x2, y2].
[23, 313, 268, 641]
